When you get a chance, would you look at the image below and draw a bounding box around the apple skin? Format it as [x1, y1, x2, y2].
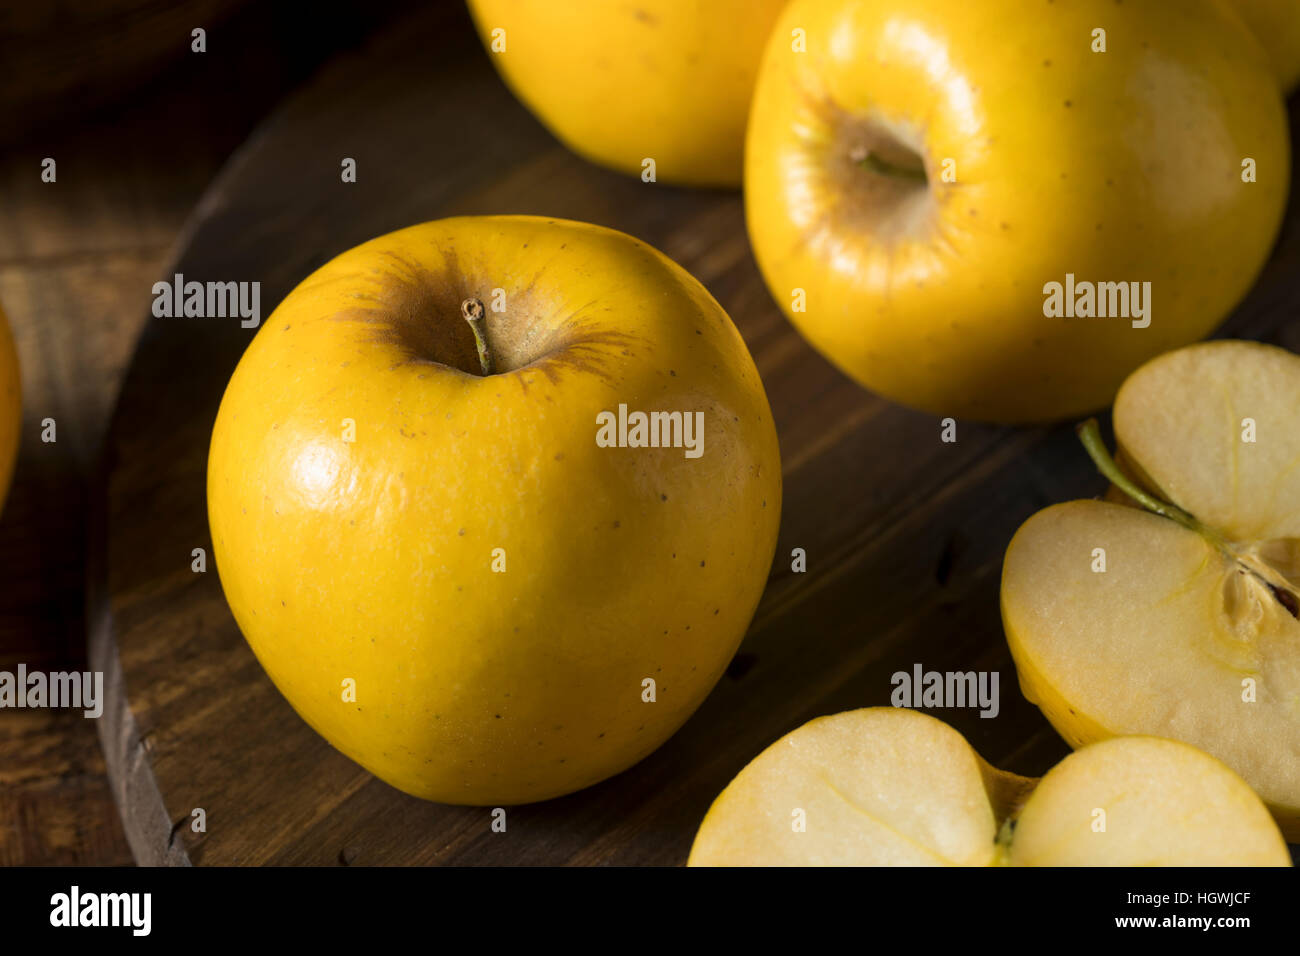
[1228, 0, 1300, 93]
[0, 303, 20, 514]
[207, 216, 782, 804]
[745, 0, 1290, 422]
[466, 0, 789, 187]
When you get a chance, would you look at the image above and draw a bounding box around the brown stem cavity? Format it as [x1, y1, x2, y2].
[815, 99, 936, 245]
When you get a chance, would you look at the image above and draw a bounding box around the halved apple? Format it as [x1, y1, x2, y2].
[687, 708, 1289, 865]
[1002, 340, 1300, 838]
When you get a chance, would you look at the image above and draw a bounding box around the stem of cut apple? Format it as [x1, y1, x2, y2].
[1076, 418, 1229, 552]
[1079, 419, 1299, 620]
[461, 297, 494, 376]
[858, 150, 927, 183]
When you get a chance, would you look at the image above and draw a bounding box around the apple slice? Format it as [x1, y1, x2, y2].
[687, 708, 1290, 866]
[1002, 340, 1300, 838]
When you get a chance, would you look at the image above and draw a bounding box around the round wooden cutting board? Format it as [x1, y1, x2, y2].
[89, 4, 1300, 865]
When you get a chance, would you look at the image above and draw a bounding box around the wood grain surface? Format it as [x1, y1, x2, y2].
[0, 1, 244, 147]
[0, 26, 267, 867]
[0, 0, 418, 865]
[91, 3, 1300, 865]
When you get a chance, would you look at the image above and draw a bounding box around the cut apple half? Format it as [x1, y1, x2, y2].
[1002, 340, 1300, 838]
[687, 708, 1289, 866]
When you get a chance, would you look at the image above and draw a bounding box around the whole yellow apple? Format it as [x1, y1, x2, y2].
[207, 216, 782, 804]
[746, 0, 1290, 422]
[1228, 0, 1300, 92]
[466, 0, 789, 186]
[0, 303, 20, 513]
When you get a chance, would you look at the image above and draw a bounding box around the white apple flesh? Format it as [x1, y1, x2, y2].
[688, 708, 1290, 865]
[1003, 341, 1300, 836]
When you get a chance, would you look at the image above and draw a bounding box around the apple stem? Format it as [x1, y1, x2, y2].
[1079, 419, 1299, 620]
[858, 150, 927, 183]
[461, 298, 494, 376]
[1076, 418, 1229, 551]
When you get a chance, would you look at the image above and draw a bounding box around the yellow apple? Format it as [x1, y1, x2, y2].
[1002, 340, 1300, 838]
[0, 303, 20, 513]
[688, 708, 1290, 865]
[466, 0, 789, 187]
[745, 0, 1290, 422]
[1228, 0, 1300, 93]
[207, 215, 782, 804]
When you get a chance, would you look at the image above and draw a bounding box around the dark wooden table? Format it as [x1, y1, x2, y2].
[81, 4, 1300, 865]
[0, 0, 414, 865]
[0, 31, 253, 870]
